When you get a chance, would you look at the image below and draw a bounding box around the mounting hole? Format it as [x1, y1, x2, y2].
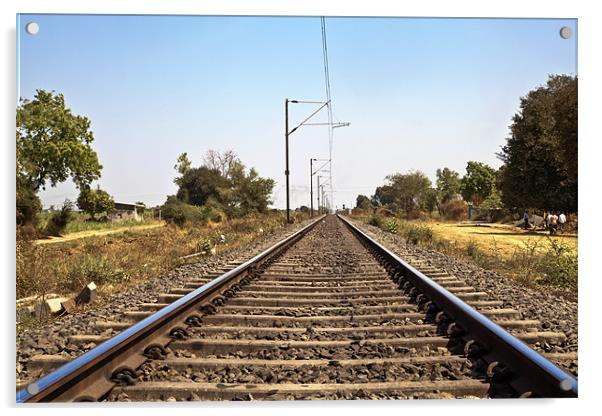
[26, 382, 39, 395]
[559, 26, 572, 39]
[25, 22, 39, 35]
[559, 378, 573, 391]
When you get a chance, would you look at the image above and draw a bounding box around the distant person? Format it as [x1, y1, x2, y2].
[549, 212, 558, 235]
[558, 212, 567, 232]
[523, 211, 529, 230]
[543, 211, 549, 230]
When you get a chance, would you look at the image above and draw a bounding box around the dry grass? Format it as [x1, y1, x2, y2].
[425, 221, 577, 258]
[16, 211, 306, 301]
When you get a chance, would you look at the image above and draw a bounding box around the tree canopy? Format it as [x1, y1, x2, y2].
[173, 150, 275, 218]
[76, 187, 115, 219]
[497, 75, 577, 212]
[16, 90, 102, 192]
[436, 167, 462, 203]
[355, 194, 371, 209]
[461, 161, 497, 206]
[374, 170, 433, 213]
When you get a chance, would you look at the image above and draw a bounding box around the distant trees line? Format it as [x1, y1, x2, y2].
[356, 74, 577, 219]
[16, 90, 276, 234]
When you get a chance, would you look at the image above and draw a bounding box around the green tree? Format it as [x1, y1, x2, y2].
[16, 90, 102, 192]
[16, 90, 102, 224]
[436, 167, 462, 203]
[227, 161, 275, 216]
[77, 187, 115, 220]
[371, 185, 395, 206]
[385, 170, 433, 213]
[176, 166, 229, 206]
[173, 152, 192, 186]
[355, 194, 371, 209]
[498, 75, 577, 211]
[461, 161, 496, 206]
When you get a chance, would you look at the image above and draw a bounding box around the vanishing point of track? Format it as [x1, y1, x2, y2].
[17, 215, 577, 402]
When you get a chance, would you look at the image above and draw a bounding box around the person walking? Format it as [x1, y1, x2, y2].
[523, 211, 529, 230]
[558, 212, 567, 232]
[549, 212, 558, 235]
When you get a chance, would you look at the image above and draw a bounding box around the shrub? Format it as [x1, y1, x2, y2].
[162, 196, 207, 226]
[440, 199, 468, 221]
[368, 215, 384, 228]
[540, 239, 578, 290]
[44, 201, 74, 236]
[402, 223, 433, 245]
[385, 219, 399, 234]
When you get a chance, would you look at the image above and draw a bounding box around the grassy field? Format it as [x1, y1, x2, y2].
[426, 221, 577, 258]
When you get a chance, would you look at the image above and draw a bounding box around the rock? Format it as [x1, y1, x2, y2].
[76, 282, 97, 304]
[60, 298, 77, 314]
[34, 297, 70, 319]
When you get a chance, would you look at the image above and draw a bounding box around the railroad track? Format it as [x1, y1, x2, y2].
[17, 215, 577, 402]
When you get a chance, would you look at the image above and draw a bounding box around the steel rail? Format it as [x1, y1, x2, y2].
[17, 215, 325, 403]
[337, 214, 578, 398]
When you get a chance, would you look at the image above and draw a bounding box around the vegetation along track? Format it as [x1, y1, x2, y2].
[17, 215, 577, 402]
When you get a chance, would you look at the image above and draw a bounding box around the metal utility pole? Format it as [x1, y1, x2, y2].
[285, 99, 290, 223]
[284, 99, 329, 223]
[310, 158, 314, 217]
[316, 175, 321, 215]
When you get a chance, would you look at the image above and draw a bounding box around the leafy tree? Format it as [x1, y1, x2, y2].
[16, 90, 102, 192]
[436, 167, 462, 203]
[176, 166, 229, 206]
[173, 152, 192, 186]
[461, 161, 496, 206]
[371, 185, 396, 206]
[355, 194, 372, 209]
[174, 150, 275, 218]
[77, 187, 115, 219]
[16, 90, 103, 224]
[227, 162, 275, 216]
[385, 170, 433, 213]
[498, 75, 577, 212]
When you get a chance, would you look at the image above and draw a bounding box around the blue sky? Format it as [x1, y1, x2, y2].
[17, 15, 577, 210]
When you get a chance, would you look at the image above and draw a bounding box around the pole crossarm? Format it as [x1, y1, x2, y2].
[288, 101, 330, 135]
[303, 122, 350, 128]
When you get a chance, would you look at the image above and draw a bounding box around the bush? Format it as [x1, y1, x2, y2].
[540, 239, 578, 290]
[401, 223, 434, 245]
[440, 199, 468, 221]
[162, 196, 207, 226]
[44, 201, 74, 236]
[385, 219, 399, 234]
[368, 215, 385, 228]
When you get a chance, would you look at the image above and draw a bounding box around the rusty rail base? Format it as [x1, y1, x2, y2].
[337, 214, 577, 398]
[17, 216, 325, 403]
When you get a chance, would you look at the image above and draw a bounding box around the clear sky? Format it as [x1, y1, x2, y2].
[17, 14, 577, 210]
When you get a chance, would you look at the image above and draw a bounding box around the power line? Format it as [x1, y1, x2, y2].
[321, 16, 335, 212]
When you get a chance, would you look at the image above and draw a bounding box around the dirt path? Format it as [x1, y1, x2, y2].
[35, 223, 165, 245]
[427, 221, 577, 256]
